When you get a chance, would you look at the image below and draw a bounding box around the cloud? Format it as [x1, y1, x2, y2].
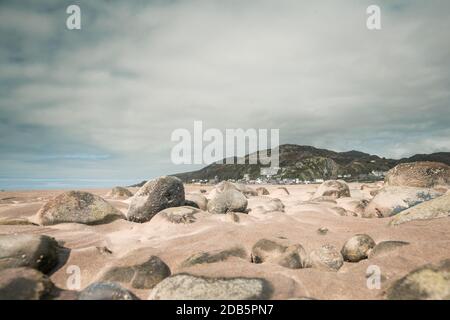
[1, 0, 450, 185]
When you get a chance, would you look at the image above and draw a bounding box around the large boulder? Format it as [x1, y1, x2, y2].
[34, 191, 124, 225]
[98, 252, 171, 289]
[390, 192, 450, 226]
[127, 176, 185, 223]
[313, 180, 350, 199]
[106, 186, 133, 199]
[385, 162, 450, 188]
[0, 267, 54, 300]
[341, 234, 376, 262]
[363, 186, 443, 218]
[149, 274, 272, 300]
[251, 239, 309, 269]
[309, 244, 344, 271]
[0, 234, 59, 274]
[207, 189, 248, 214]
[387, 259, 450, 300]
[78, 282, 139, 300]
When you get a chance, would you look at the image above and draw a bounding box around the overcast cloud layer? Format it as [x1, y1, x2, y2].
[1, 0, 450, 188]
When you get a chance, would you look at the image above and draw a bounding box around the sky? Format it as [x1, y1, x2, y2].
[0, 0, 450, 189]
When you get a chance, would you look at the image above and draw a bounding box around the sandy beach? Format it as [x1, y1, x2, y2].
[1, 181, 449, 300]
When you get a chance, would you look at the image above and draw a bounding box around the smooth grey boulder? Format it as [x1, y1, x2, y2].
[0, 234, 59, 274]
[207, 189, 248, 214]
[34, 191, 124, 225]
[127, 176, 185, 223]
[149, 274, 272, 300]
[79, 282, 139, 300]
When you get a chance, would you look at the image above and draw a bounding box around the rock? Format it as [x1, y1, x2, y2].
[369, 241, 409, 258]
[106, 186, 133, 199]
[336, 198, 369, 217]
[317, 227, 329, 235]
[389, 192, 450, 226]
[271, 187, 290, 197]
[78, 282, 139, 300]
[251, 198, 285, 215]
[199, 189, 207, 194]
[341, 234, 376, 262]
[0, 217, 36, 226]
[385, 162, 450, 188]
[185, 193, 208, 211]
[251, 239, 309, 269]
[127, 176, 185, 223]
[363, 186, 443, 218]
[235, 183, 258, 197]
[181, 247, 247, 267]
[99, 254, 171, 289]
[149, 274, 272, 300]
[227, 212, 240, 222]
[331, 206, 358, 217]
[153, 206, 200, 224]
[207, 189, 248, 214]
[256, 187, 270, 195]
[0, 234, 59, 274]
[309, 244, 344, 271]
[34, 191, 124, 225]
[313, 180, 350, 199]
[387, 259, 450, 300]
[210, 182, 257, 198]
[0, 267, 54, 300]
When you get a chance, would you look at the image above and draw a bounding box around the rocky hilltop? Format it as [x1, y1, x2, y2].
[167, 144, 450, 183]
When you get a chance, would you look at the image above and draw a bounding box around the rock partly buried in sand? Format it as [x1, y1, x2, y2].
[309, 244, 344, 271]
[387, 259, 450, 300]
[251, 239, 309, 269]
[185, 193, 208, 211]
[0, 217, 36, 226]
[251, 198, 285, 215]
[210, 181, 257, 198]
[363, 186, 443, 218]
[106, 186, 133, 199]
[313, 180, 350, 199]
[0, 234, 59, 274]
[149, 274, 272, 300]
[0, 267, 54, 300]
[341, 234, 376, 262]
[385, 162, 450, 188]
[127, 176, 185, 223]
[153, 206, 200, 224]
[99, 255, 171, 289]
[35, 191, 124, 226]
[271, 187, 290, 197]
[181, 247, 247, 267]
[256, 187, 270, 195]
[369, 241, 409, 259]
[79, 282, 139, 300]
[207, 189, 248, 214]
[389, 192, 450, 226]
